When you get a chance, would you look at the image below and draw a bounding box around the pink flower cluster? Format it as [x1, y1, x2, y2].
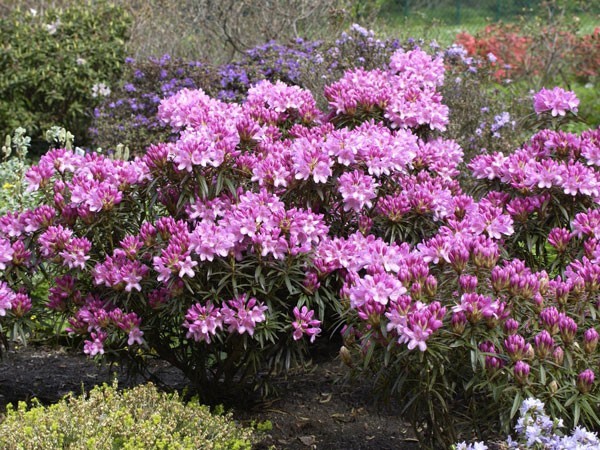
[183, 295, 268, 343]
[66, 297, 144, 355]
[533, 87, 579, 117]
[292, 306, 322, 342]
[469, 129, 600, 200]
[0, 281, 16, 316]
[325, 47, 449, 131]
[26, 150, 149, 215]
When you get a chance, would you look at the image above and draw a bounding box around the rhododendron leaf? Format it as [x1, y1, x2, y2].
[198, 176, 209, 198]
[539, 365, 546, 385]
[182, 279, 195, 295]
[565, 393, 578, 408]
[283, 275, 295, 295]
[510, 392, 522, 420]
[383, 346, 391, 367]
[583, 399, 600, 424]
[363, 340, 375, 369]
[215, 172, 224, 196]
[574, 401, 581, 425]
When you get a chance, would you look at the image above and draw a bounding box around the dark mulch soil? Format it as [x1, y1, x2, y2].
[0, 343, 419, 450]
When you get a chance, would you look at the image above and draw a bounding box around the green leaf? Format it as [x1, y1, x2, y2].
[565, 393, 578, 408]
[510, 392, 522, 420]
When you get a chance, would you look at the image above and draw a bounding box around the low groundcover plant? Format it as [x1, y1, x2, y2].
[0, 382, 254, 450]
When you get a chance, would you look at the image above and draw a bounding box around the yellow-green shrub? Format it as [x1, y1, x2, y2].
[0, 382, 254, 450]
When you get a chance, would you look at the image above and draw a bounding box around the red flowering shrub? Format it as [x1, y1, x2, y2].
[456, 24, 532, 80]
[456, 24, 599, 82]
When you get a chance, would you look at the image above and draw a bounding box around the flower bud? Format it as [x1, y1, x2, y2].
[491, 267, 510, 292]
[558, 314, 577, 345]
[548, 227, 571, 253]
[485, 356, 503, 373]
[539, 307, 560, 335]
[303, 272, 320, 295]
[410, 282, 422, 299]
[358, 215, 373, 235]
[423, 275, 437, 298]
[11, 293, 32, 318]
[339, 346, 353, 367]
[584, 328, 599, 354]
[513, 360, 530, 385]
[451, 311, 467, 334]
[534, 330, 554, 359]
[449, 245, 470, 273]
[503, 318, 519, 335]
[459, 274, 477, 293]
[548, 380, 558, 394]
[504, 334, 531, 362]
[577, 369, 595, 394]
[553, 346, 564, 366]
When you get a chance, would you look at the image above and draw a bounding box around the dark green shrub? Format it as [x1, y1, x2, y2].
[0, 1, 131, 153]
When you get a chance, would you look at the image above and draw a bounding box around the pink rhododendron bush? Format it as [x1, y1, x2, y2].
[1, 44, 599, 446]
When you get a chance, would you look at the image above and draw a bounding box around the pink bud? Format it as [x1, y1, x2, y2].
[584, 328, 599, 354]
[553, 346, 564, 365]
[513, 360, 530, 384]
[577, 369, 595, 394]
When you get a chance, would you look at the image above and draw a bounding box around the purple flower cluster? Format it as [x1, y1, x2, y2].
[458, 397, 600, 449]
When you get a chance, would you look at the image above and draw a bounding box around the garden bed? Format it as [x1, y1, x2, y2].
[0, 344, 418, 450]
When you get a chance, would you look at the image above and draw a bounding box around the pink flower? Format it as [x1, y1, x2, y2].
[116, 312, 144, 346]
[533, 87, 579, 116]
[86, 182, 123, 212]
[452, 293, 503, 324]
[291, 306, 321, 343]
[59, 237, 92, 270]
[348, 272, 407, 308]
[120, 261, 149, 292]
[337, 171, 378, 212]
[0, 281, 16, 316]
[389, 47, 445, 89]
[291, 137, 332, 184]
[324, 68, 390, 115]
[220, 295, 268, 336]
[190, 220, 235, 262]
[0, 238, 14, 270]
[83, 331, 107, 356]
[183, 303, 223, 343]
[245, 80, 320, 125]
[392, 302, 446, 352]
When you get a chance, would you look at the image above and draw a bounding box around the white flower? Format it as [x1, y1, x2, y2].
[91, 82, 111, 98]
[45, 20, 60, 35]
